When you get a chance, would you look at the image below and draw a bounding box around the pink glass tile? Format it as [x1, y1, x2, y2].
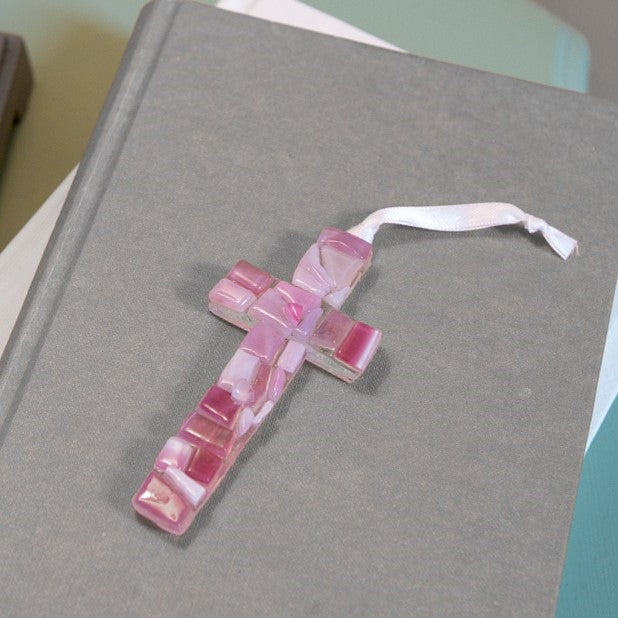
[132, 471, 194, 536]
[309, 309, 355, 352]
[227, 260, 274, 295]
[231, 379, 254, 404]
[285, 303, 303, 325]
[292, 307, 323, 341]
[251, 362, 272, 405]
[208, 278, 257, 313]
[179, 411, 236, 458]
[253, 400, 274, 425]
[324, 286, 351, 309]
[240, 322, 285, 363]
[154, 436, 195, 472]
[275, 281, 321, 315]
[198, 384, 241, 429]
[292, 244, 333, 297]
[218, 349, 261, 392]
[277, 340, 306, 374]
[320, 245, 364, 291]
[268, 367, 287, 402]
[247, 288, 293, 334]
[163, 466, 208, 509]
[185, 447, 225, 486]
[334, 321, 382, 372]
[317, 227, 372, 260]
[235, 407, 255, 437]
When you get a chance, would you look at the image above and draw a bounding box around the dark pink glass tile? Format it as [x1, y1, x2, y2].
[185, 447, 225, 486]
[198, 385, 241, 429]
[334, 321, 382, 372]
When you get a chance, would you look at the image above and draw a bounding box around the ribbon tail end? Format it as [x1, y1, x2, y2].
[543, 227, 579, 260]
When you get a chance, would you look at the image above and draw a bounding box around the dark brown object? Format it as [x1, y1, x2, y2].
[0, 33, 33, 167]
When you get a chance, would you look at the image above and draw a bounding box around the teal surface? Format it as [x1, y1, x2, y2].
[557, 395, 618, 617]
[0, 1, 611, 614]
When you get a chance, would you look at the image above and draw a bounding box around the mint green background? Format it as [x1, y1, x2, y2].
[0, 0, 148, 249]
[308, 0, 589, 91]
[0, 2, 611, 615]
[0, 0, 589, 252]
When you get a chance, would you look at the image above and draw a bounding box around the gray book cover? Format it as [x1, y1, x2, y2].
[0, 1, 616, 615]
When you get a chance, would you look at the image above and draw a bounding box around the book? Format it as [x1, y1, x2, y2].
[2, 1, 612, 450]
[0, 2, 616, 614]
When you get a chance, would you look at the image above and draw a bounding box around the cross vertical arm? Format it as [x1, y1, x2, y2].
[132, 228, 381, 534]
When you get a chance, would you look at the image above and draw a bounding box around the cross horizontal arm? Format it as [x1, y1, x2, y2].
[209, 261, 381, 383]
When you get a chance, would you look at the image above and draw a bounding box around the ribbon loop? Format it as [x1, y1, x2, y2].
[347, 203, 578, 260]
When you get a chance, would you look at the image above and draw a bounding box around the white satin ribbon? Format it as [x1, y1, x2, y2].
[347, 203, 578, 259]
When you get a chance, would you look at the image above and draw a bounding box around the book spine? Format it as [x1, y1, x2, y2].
[0, 1, 182, 435]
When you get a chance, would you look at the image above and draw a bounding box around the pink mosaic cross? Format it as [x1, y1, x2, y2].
[132, 227, 382, 534]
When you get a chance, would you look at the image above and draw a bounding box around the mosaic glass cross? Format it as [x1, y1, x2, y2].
[133, 227, 382, 534]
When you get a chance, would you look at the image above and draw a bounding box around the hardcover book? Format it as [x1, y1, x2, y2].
[0, 1, 616, 615]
